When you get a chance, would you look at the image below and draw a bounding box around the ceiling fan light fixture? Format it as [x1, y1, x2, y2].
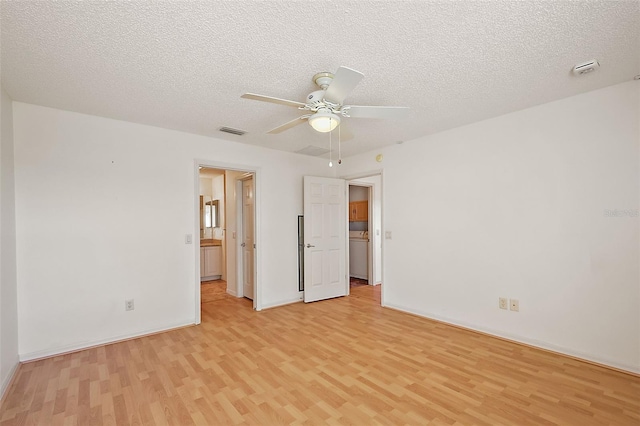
[309, 110, 340, 132]
[242, 66, 408, 136]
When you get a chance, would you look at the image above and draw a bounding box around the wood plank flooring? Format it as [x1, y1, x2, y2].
[1, 284, 638, 425]
[200, 280, 233, 304]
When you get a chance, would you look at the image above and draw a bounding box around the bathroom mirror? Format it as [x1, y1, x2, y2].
[200, 196, 220, 238]
[200, 195, 211, 238]
[208, 199, 219, 228]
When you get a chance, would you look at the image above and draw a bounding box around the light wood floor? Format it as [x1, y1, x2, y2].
[1, 284, 638, 425]
[201, 280, 233, 304]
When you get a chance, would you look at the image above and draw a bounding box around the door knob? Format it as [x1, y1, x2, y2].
[241, 242, 246, 247]
[305, 244, 315, 248]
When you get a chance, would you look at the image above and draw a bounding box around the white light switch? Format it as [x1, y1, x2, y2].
[185, 234, 193, 244]
[385, 231, 392, 239]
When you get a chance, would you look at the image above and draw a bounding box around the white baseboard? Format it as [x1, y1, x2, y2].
[0, 358, 19, 401]
[201, 275, 222, 282]
[386, 302, 640, 375]
[19, 320, 194, 362]
[261, 297, 303, 310]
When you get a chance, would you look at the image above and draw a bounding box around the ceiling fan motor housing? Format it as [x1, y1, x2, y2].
[307, 90, 326, 105]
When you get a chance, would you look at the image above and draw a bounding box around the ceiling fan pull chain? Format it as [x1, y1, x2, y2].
[338, 125, 342, 165]
[328, 118, 333, 167]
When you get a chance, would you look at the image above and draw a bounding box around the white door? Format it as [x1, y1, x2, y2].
[303, 176, 347, 303]
[242, 177, 254, 300]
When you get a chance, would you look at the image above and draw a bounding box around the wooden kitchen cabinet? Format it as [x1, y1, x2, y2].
[349, 201, 368, 222]
[201, 246, 222, 280]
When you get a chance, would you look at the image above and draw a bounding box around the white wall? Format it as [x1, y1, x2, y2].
[212, 173, 225, 278]
[0, 87, 20, 396]
[349, 185, 368, 202]
[212, 175, 224, 202]
[13, 103, 331, 360]
[340, 81, 640, 373]
[199, 177, 213, 198]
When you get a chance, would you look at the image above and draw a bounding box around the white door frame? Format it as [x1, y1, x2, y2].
[194, 160, 261, 325]
[341, 170, 384, 306]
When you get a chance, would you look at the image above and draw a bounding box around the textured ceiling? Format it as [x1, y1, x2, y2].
[1, 1, 639, 158]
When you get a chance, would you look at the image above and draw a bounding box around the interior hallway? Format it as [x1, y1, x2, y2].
[1, 283, 638, 425]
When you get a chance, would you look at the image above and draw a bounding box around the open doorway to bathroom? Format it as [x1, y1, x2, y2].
[196, 165, 257, 321]
[198, 167, 226, 305]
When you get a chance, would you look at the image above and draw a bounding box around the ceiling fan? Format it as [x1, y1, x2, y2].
[241, 66, 409, 134]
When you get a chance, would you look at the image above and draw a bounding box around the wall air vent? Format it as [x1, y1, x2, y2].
[295, 146, 330, 157]
[219, 127, 246, 136]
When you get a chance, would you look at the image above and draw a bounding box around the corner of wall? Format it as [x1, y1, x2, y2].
[0, 86, 20, 400]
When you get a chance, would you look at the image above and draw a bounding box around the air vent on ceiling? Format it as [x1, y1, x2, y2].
[572, 60, 599, 76]
[219, 127, 246, 136]
[295, 146, 330, 157]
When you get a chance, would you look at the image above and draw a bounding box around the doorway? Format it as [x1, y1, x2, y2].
[302, 176, 348, 303]
[345, 173, 383, 305]
[194, 162, 259, 324]
[348, 184, 371, 283]
[299, 174, 383, 305]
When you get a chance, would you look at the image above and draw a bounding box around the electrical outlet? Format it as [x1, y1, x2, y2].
[499, 297, 508, 310]
[510, 299, 519, 312]
[125, 299, 135, 311]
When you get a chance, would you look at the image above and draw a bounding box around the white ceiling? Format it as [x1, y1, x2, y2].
[1, 1, 638, 158]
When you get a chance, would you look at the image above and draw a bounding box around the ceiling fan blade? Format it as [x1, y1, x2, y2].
[267, 115, 311, 134]
[337, 121, 354, 141]
[241, 93, 306, 108]
[343, 105, 409, 119]
[324, 66, 364, 105]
